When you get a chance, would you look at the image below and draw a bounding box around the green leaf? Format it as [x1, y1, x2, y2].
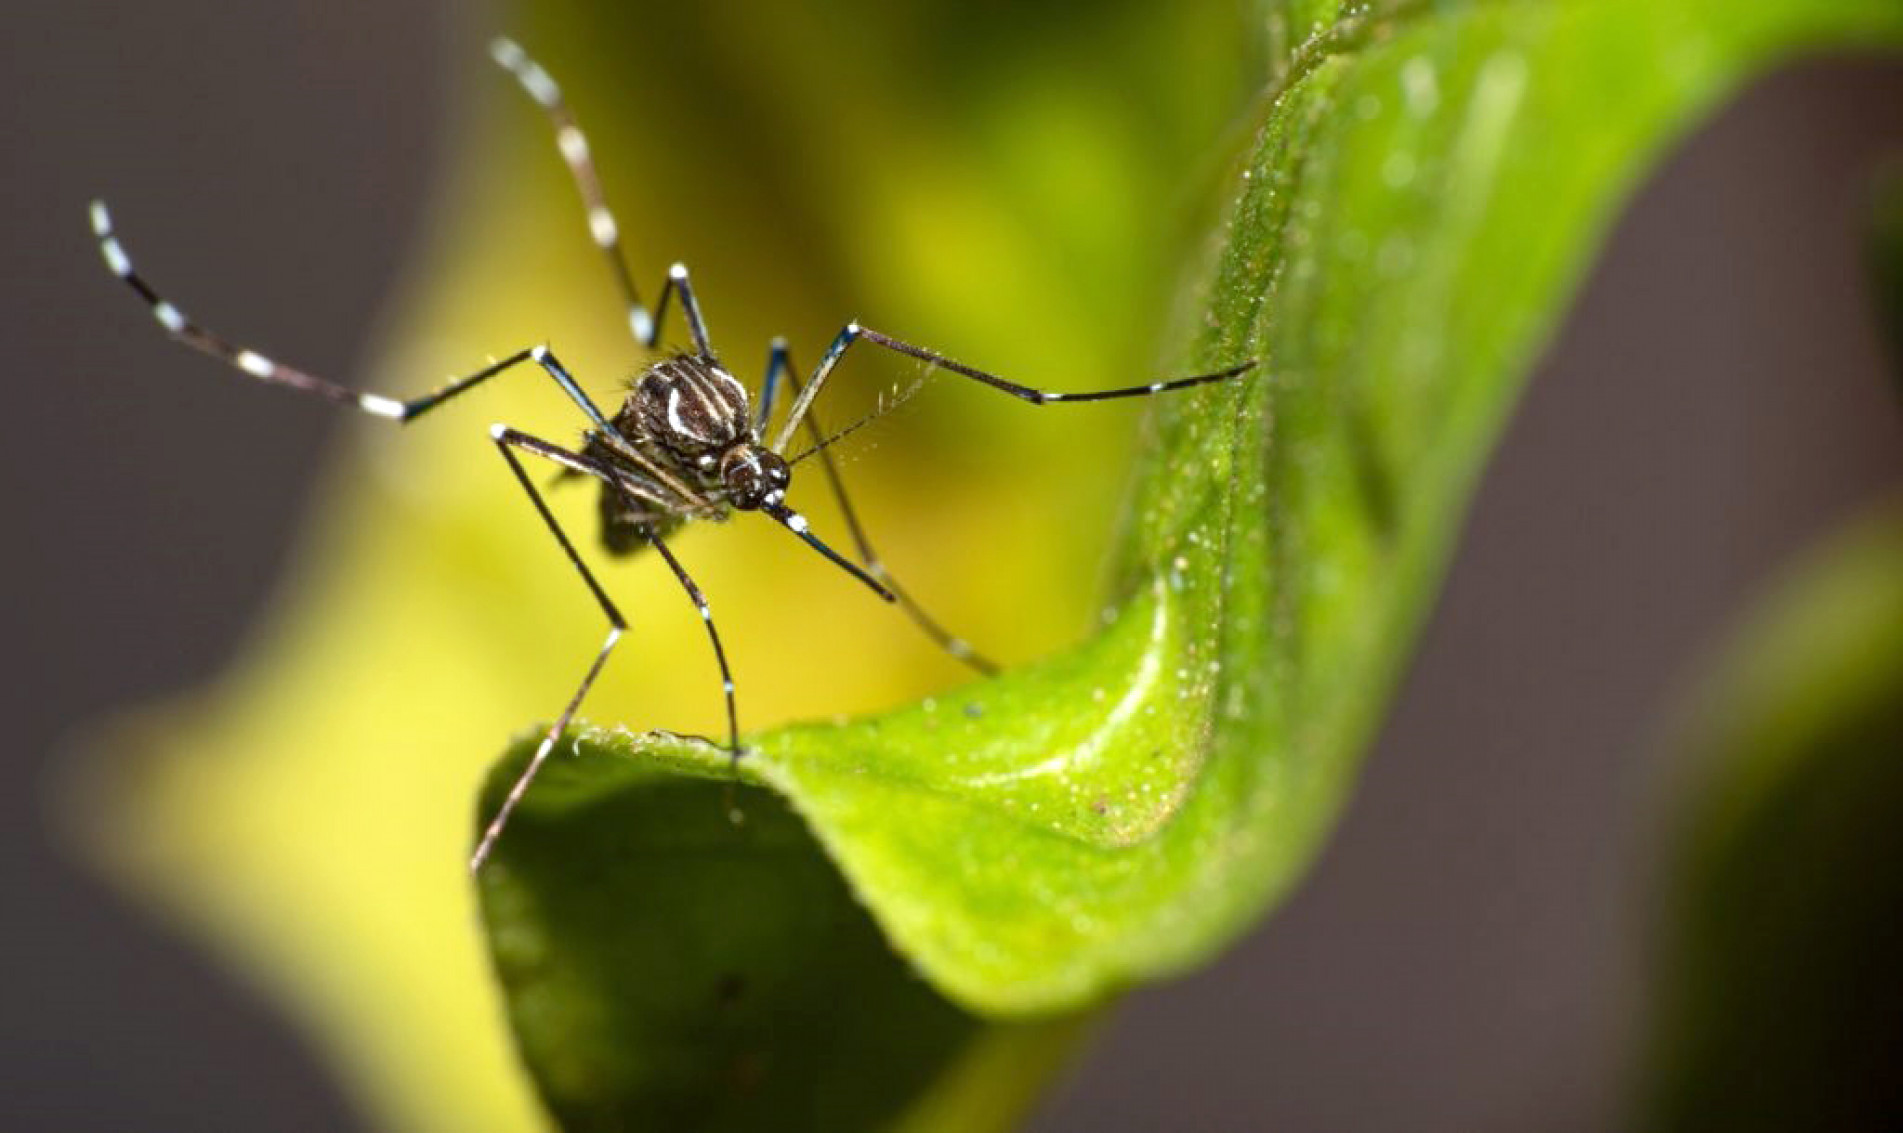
[476, 0, 1903, 1121]
[479, 757, 1093, 1133]
[1641, 502, 1903, 1131]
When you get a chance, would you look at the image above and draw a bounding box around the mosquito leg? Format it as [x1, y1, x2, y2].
[91, 201, 620, 431]
[91, 200, 399, 417]
[400, 345, 618, 431]
[642, 529, 742, 766]
[771, 321, 1256, 453]
[761, 338, 997, 675]
[755, 336, 790, 434]
[648, 263, 714, 357]
[488, 37, 661, 347]
[493, 37, 718, 359]
[472, 425, 633, 873]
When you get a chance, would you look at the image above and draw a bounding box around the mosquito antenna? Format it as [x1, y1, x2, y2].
[786, 371, 930, 467]
[763, 503, 895, 601]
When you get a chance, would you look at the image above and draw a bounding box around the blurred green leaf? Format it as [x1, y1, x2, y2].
[477, 0, 1903, 1124]
[1871, 164, 1903, 387]
[1643, 502, 1903, 1132]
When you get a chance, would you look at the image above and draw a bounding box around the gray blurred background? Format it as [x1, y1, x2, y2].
[4, 2, 1900, 1130]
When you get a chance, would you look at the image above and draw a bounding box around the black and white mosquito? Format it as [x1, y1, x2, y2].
[91, 37, 1256, 872]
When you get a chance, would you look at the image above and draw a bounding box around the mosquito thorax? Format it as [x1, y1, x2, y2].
[718, 444, 790, 510]
[631, 354, 752, 458]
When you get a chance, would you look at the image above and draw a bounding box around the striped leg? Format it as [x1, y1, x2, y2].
[90, 201, 618, 430]
[475, 425, 745, 868]
[90, 201, 397, 418]
[489, 37, 651, 345]
[771, 322, 1257, 453]
[491, 37, 717, 357]
[473, 426, 633, 873]
[761, 339, 998, 675]
[650, 263, 713, 357]
[642, 528, 741, 761]
[755, 336, 791, 434]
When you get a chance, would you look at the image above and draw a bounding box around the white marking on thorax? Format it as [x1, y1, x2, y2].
[712, 368, 749, 415]
[666, 385, 688, 435]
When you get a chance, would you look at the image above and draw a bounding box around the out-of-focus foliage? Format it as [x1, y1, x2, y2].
[69, 0, 1903, 1130]
[1872, 166, 1903, 385]
[1643, 503, 1903, 1132]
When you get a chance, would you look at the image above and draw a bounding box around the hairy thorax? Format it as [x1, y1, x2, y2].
[584, 354, 773, 555]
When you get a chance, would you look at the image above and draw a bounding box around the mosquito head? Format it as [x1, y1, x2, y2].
[718, 443, 791, 510]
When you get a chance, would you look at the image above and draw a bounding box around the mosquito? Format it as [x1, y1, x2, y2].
[90, 37, 1256, 872]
